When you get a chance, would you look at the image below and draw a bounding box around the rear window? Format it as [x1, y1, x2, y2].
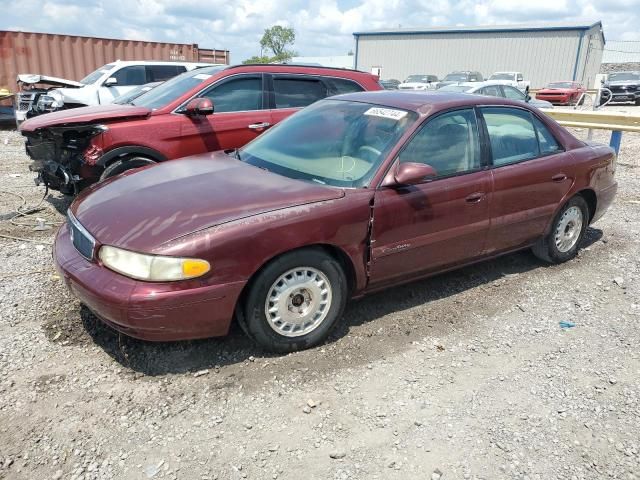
[273, 77, 327, 108]
[147, 65, 186, 82]
[326, 78, 364, 96]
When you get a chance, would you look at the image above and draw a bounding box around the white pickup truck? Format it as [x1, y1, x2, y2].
[487, 72, 530, 93]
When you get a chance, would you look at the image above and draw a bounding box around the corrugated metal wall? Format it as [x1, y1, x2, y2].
[356, 30, 593, 88]
[576, 26, 604, 88]
[0, 30, 230, 93]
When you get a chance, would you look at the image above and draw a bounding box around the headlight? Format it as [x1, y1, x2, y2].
[48, 90, 64, 103]
[99, 245, 210, 281]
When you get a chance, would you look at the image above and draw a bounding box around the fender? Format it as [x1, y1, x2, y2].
[97, 146, 168, 167]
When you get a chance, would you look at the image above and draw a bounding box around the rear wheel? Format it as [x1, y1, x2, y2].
[99, 155, 156, 181]
[532, 196, 589, 264]
[240, 249, 347, 353]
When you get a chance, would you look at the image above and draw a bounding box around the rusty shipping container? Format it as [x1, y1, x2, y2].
[0, 30, 230, 95]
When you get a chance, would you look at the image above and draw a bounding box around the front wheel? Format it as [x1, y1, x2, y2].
[532, 196, 589, 263]
[240, 249, 348, 353]
[99, 156, 156, 181]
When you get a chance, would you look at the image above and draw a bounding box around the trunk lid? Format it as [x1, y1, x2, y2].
[71, 152, 345, 252]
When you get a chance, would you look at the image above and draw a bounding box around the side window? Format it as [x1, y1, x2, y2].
[148, 65, 185, 82]
[481, 85, 502, 97]
[201, 76, 262, 113]
[111, 66, 146, 86]
[482, 107, 540, 166]
[398, 109, 481, 178]
[326, 78, 364, 96]
[517, 74, 523, 82]
[273, 77, 327, 108]
[502, 86, 526, 101]
[532, 116, 562, 155]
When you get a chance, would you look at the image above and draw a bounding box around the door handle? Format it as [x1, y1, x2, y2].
[465, 192, 485, 203]
[248, 122, 271, 130]
[552, 173, 568, 182]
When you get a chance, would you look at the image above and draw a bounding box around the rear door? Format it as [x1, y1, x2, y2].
[178, 73, 272, 155]
[267, 74, 364, 126]
[480, 106, 574, 253]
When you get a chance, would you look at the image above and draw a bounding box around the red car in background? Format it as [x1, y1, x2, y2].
[535, 81, 586, 105]
[54, 92, 617, 352]
[20, 64, 382, 194]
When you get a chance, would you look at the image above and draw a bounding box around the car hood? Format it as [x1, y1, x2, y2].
[398, 82, 429, 88]
[17, 74, 84, 88]
[19, 104, 152, 132]
[71, 152, 345, 252]
[606, 80, 639, 86]
[538, 88, 575, 93]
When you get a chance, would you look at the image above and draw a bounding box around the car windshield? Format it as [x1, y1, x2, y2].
[609, 72, 640, 82]
[240, 99, 418, 188]
[80, 63, 116, 84]
[405, 75, 432, 83]
[131, 66, 225, 109]
[489, 73, 514, 80]
[444, 73, 468, 81]
[548, 82, 575, 88]
[113, 82, 162, 105]
[439, 85, 473, 92]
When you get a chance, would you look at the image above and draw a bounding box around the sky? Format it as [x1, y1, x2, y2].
[1, 0, 638, 63]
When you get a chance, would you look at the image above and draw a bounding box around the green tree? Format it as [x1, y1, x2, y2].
[243, 25, 297, 64]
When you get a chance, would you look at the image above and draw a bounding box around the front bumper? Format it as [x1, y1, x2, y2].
[602, 91, 640, 103]
[54, 224, 245, 341]
[535, 94, 572, 105]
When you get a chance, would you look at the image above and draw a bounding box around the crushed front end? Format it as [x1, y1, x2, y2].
[22, 124, 107, 195]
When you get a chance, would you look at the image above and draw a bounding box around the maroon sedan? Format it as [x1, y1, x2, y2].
[535, 81, 586, 105]
[54, 91, 617, 352]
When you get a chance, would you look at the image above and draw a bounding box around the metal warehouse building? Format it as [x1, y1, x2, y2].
[354, 22, 604, 89]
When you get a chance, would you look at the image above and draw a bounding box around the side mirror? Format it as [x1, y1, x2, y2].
[184, 98, 214, 116]
[104, 77, 118, 86]
[392, 162, 437, 186]
[525, 94, 532, 102]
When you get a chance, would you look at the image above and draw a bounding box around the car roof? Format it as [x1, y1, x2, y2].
[110, 60, 215, 67]
[334, 90, 528, 115]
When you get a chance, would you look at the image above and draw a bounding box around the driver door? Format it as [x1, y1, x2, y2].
[178, 74, 272, 155]
[368, 108, 492, 287]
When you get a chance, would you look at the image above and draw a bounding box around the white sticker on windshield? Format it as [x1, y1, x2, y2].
[364, 107, 407, 121]
[193, 73, 212, 80]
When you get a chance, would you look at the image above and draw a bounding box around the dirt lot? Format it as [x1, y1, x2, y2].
[0, 111, 639, 480]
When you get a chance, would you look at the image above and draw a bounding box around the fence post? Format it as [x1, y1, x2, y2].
[609, 130, 622, 154]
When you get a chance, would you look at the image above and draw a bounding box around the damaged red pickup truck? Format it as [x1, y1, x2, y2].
[19, 64, 382, 194]
[54, 92, 617, 352]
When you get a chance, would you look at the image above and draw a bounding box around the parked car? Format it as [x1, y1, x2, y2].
[436, 71, 483, 89]
[112, 82, 162, 105]
[601, 71, 640, 105]
[379, 79, 401, 90]
[397, 75, 438, 90]
[54, 91, 617, 352]
[20, 64, 382, 194]
[439, 82, 553, 108]
[15, 60, 211, 125]
[488, 72, 530, 92]
[535, 81, 586, 105]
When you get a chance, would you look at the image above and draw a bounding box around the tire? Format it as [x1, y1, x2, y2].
[240, 248, 348, 353]
[99, 156, 156, 181]
[532, 196, 589, 264]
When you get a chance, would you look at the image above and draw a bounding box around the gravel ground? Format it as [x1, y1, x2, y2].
[0, 113, 639, 480]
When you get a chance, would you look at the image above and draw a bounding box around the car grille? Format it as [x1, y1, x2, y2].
[398, 86, 415, 90]
[67, 211, 96, 260]
[610, 85, 637, 93]
[16, 92, 37, 112]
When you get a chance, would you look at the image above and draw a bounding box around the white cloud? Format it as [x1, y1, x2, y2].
[1, 0, 638, 62]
